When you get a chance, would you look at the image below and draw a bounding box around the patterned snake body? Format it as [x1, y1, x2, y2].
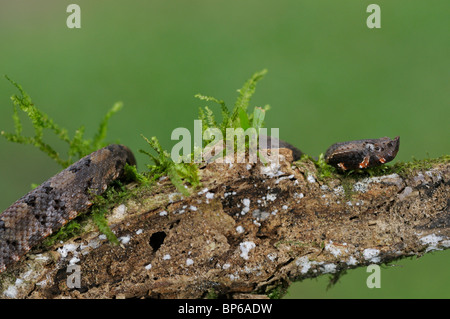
[0, 136, 399, 273]
[0, 144, 136, 273]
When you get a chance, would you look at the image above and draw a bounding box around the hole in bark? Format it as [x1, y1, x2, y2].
[149, 231, 166, 251]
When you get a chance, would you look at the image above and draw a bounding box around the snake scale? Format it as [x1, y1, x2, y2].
[0, 144, 136, 273]
[0, 136, 399, 273]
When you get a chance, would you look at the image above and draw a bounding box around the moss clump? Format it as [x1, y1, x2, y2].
[205, 288, 219, 299]
[139, 69, 272, 195]
[139, 135, 200, 197]
[1, 76, 122, 168]
[196, 69, 270, 154]
[42, 219, 83, 247]
[388, 155, 450, 178]
[266, 284, 288, 299]
[294, 154, 336, 182]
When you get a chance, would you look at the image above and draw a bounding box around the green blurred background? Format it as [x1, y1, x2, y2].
[0, 0, 448, 298]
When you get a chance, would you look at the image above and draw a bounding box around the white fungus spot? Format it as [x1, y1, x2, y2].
[229, 274, 238, 280]
[322, 263, 337, 273]
[57, 243, 78, 258]
[145, 263, 152, 270]
[293, 192, 304, 199]
[159, 210, 168, 216]
[325, 241, 344, 257]
[119, 235, 131, 245]
[398, 186, 413, 200]
[253, 220, 261, 227]
[296, 256, 316, 274]
[347, 256, 358, 266]
[260, 162, 284, 178]
[239, 241, 256, 260]
[3, 285, 18, 298]
[163, 254, 171, 260]
[112, 204, 127, 219]
[353, 181, 368, 193]
[186, 258, 194, 266]
[420, 234, 444, 252]
[236, 226, 245, 234]
[252, 209, 270, 221]
[307, 174, 316, 184]
[34, 254, 50, 262]
[267, 253, 277, 262]
[168, 192, 183, 203]
[363, 248, 380, 263]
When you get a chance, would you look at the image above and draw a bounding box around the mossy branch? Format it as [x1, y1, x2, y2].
[2, 151, 448, 299]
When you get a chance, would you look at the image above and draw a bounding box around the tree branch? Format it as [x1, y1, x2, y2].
[1, 149, 449, 299]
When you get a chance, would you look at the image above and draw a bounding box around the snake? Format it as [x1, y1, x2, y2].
[0, 136, 399, 273]
[0, 144, 136, 273]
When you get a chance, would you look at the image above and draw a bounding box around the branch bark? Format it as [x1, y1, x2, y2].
[1, 149, 449, 299]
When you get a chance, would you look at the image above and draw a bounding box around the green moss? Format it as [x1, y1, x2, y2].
[266, 285, 287, 299]
[42, 220, 83, 247]
[205, 288, 219, 299]
[313, 153, 337, 180]
[138, 70, 271, 195]
[336, 155, 450, 179]
[196, 69, 269, 151]
[1, 76, 122, 168]
[388, 155, 449, 178]
[139, 135, 200, 196]
[340, 177, 356, 200]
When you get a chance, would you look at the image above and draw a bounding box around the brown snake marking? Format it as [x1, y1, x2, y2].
[0, 144, 136, 273]
[0, 136, 399, 273]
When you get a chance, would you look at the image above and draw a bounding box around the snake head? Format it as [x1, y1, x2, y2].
[325, 136, 400, 170]
[368, 136, 400, 165]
